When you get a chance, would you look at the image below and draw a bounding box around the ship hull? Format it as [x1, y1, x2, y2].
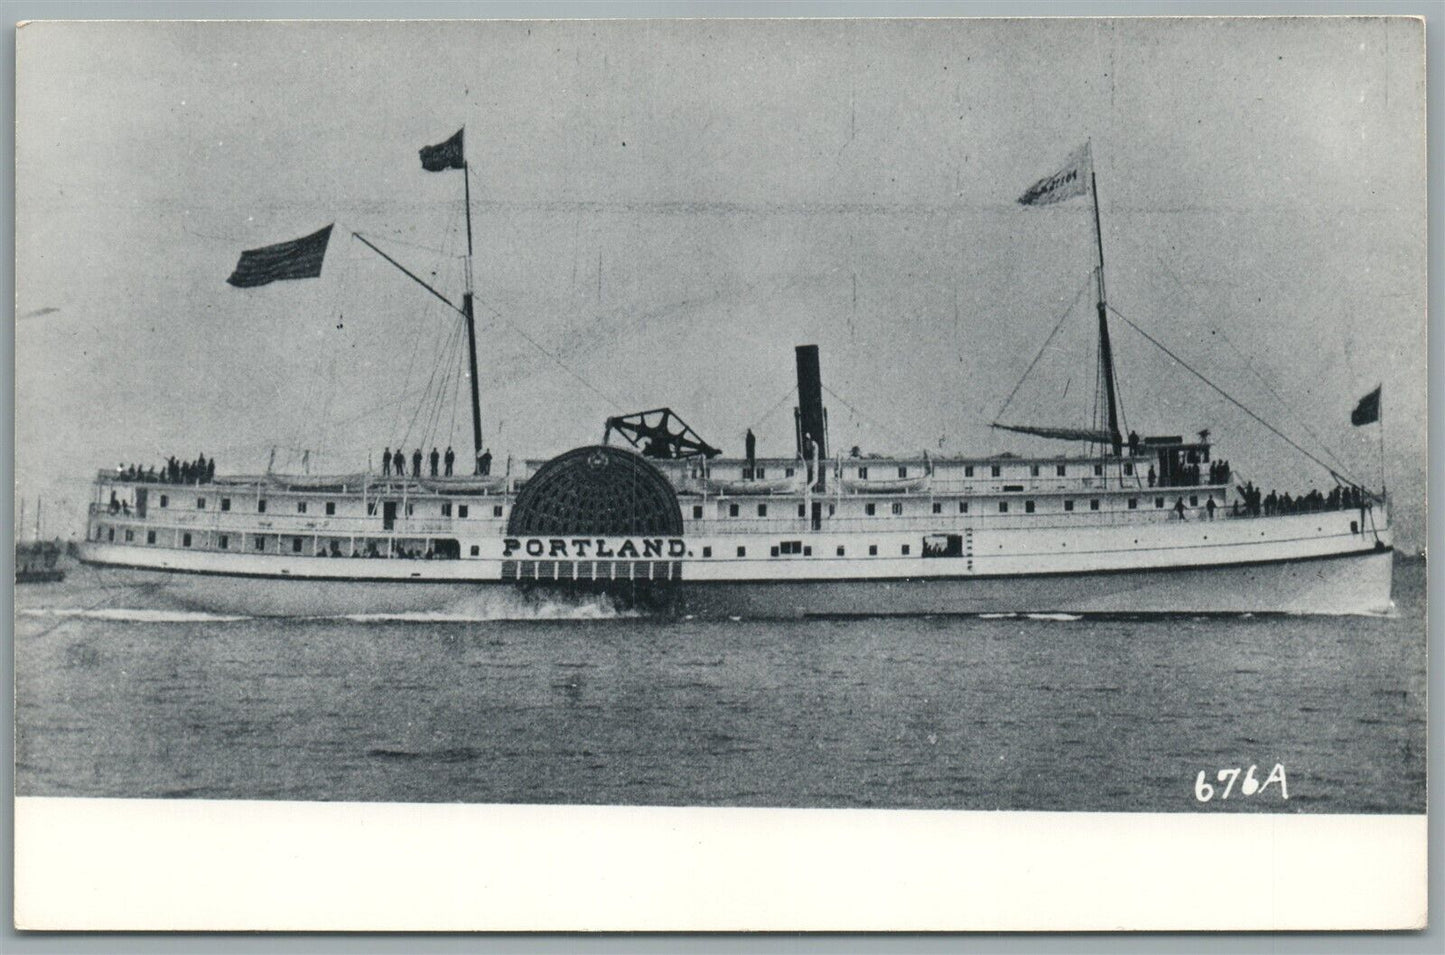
[79, 547, 1394, 618]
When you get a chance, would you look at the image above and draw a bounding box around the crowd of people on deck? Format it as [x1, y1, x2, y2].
[116, 455, 216, 485]
[1231, 481, 1368, 518]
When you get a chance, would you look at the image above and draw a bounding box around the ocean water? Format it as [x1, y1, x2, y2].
[14, 557, 1426, 813]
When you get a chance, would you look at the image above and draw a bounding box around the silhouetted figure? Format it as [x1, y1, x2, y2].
[1127, 430, 1140, 456]
[392, 448, 405, 476]
[444, 446, 455, 476]
[382, 448, 391, 477]
[1206, 496, 1216, 520]
[1147, 466, 1156, 488]
[745, 428, 757, 468]
[206, 458, 215, 482]
[1174, 498, 1187, 521]
[429, 447, 440, 477]
[478, 449, 492, 476]
[412, 448, 423, 477]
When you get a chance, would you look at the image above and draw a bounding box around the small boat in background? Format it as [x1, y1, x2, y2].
[16, 497, 65, 584]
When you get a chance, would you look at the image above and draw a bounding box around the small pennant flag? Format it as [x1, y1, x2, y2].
[1018, 143, 1092, 206]
[420, 128, 465, 171]
[1351, 386, 1382, 426]
[226, 224, 333, 288]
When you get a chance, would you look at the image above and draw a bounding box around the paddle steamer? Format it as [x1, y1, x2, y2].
[78, 137, 1394, 617]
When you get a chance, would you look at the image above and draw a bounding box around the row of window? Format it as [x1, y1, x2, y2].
[695, 542, 903, 559]
[693, 494, 1201, 520]
[151, 495, 504, 519]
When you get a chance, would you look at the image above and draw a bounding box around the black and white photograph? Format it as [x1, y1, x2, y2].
[12, 14, 1428, 931]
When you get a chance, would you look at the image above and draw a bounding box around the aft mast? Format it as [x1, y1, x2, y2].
[459, 136, 487, 475]
[1088, 145, 1124, 457]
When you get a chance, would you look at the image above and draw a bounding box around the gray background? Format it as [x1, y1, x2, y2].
[5, 0, 1441, 951]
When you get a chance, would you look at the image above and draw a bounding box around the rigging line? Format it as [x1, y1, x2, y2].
[400, 316, 455, 451]
[428, 321, 466, 450]
[1108, 304, 1359, 484]
[821, 383, 912, 449]
[1144, 249, 1354, 477]
[993, 274, 1095, 424]
[483, 307, 626, 411]
[750, 384, 798, 432]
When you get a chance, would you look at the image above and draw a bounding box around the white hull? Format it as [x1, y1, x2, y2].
[79, 546, 1393, 619]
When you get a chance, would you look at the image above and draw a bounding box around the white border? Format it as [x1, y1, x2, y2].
[13, 797, 1427, 931]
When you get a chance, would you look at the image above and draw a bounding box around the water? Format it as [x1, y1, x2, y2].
[15, 558, 1426, 812]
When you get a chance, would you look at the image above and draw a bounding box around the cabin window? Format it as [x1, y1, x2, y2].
[804, 546, 812, 556]
[292, 537, 303, 553]
[441, 502, 452, 517]
[1128, 498, 1138, 509]
[901, 544, 911, 555]
[785, 467, 795, 478]
[124, 529, 133, 542]
[965, 466, 975, 477]
[868, 544, 878, 556]
[221, 498, 231, 512]
[729, 503, 739, 517]
[932, 502, 942, 514]
[998, 502, 1008, 513]
[326, 502, 336, 516]
[1056, 464, 1067, 477]
[1124, 463, 1134, 476]
[703, 546, 712, 558]
[1030, 465, 1040, 477]
[829, 504, 836, 516]
[756, 467, 766, 479]
[693, 505, 703, 519]
[367, 502, 378, 516]
[1025, 500, 1035, 513]
[146, 530, 156, 544]
[254, 536, 265, 551]
[1156, 497, 1165, 508]
[492, 505, 503, 518]
[1064, 500, 1075, 511]
[106, 527, 114, 541]
[182, 533, 192, 547]
[1094, 464, 1103, 476]
[770, 546, 779, 557]
[1090, 499, 1100, 511]
[1190, 495, 1199, 507]
[959, 501, 969, 514]
[736, 546, 746, 557]
[865, 503, 876, 516]
[406, 504, 414, 516]
[219, 534, 229, 549]
[757, 504, 768, 517]
[297, 502, 307, 514]
[858, 466, 869, 479]
[797, 503, 806, 518]
[779, 541, 802, 555]
[837, 546, 845, 556]
[258, 499, 267, 513]
[197, 497, 206, 510]
[159, 494, 168, 508]
[470, 545, 480, 556]
[891, 502, 903, 515]
[898, 466, 908, 479]
[458, 505, 468, 518]
[991, 465, 1001, 477]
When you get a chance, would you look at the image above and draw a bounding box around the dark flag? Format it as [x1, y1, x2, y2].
[1018, 143, 1092, 206]
[420, 128, 465, 171]
[1351, 386, 1382, 426]
[226, 225, 333, 288]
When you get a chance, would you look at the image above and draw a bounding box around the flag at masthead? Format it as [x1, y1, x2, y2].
[419, 128, 465, 171]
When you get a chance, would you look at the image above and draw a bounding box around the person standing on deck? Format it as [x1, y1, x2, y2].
[1206, 496, 1217, 520]
[412, 448, 423, 478]
[745, 428, 756, 478]
[392, 448, 405, 477]
[444, 446, 455, 476]
[429, 447, 440, 477]
[1174, 498, 1187, 520]
[478, 449, 492, 475]
[382, 448, 391, 477]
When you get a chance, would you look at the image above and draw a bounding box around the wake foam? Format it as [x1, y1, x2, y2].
[17, 608, 251, 623]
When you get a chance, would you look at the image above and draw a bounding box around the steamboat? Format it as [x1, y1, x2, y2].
[78, 136, 1393, 617]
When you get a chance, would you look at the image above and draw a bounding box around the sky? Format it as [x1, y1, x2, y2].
[15, 17, 1427, 547]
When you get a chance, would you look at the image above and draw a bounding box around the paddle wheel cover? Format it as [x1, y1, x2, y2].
[506, 445, 684, 536]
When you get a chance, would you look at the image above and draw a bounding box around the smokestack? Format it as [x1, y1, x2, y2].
[794, 344, 827, 462]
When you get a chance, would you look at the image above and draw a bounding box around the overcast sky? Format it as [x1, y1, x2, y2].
[15, 17, 1426, 546]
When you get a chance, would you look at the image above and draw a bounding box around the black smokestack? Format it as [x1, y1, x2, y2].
[795, 344, 827, 461]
